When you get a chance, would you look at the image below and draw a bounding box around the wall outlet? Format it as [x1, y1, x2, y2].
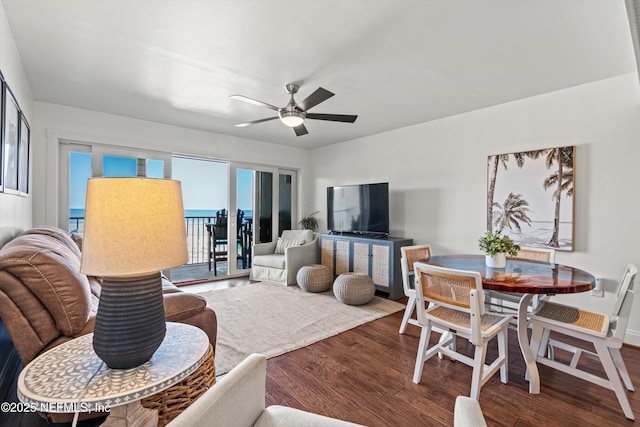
[591, 277, 604, 297]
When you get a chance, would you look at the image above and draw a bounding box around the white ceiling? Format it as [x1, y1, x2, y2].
[2, 0, 637, 149]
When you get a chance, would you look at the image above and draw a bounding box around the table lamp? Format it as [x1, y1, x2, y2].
[80, 177, 188, 369]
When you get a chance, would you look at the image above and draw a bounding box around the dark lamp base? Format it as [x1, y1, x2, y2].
[93, 272, 166, 369]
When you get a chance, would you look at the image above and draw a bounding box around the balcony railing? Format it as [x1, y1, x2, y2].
[184, 216, 215, 264]
[70, 216, 214, 265]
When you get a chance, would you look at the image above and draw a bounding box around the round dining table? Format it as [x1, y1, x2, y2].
[419, 254, 595, 394]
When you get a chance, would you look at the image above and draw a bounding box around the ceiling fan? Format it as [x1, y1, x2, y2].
[230, 83, 358, 136]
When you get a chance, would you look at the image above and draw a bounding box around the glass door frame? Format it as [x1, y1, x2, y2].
[278, 168, 298, 237]
[228, 162, 279, 276]
[91, 145, 172, 178]
[59, 142, 172, 230]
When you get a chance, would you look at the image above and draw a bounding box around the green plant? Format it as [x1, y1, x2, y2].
[299, 211, 319, 231]
[478, 229, 520, 257]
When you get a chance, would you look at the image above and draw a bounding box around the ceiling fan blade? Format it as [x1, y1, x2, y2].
[297, 87, 334, 111]
[306, 113, 358, 123]
[230, 95, 280, 111]
[293, 123, 309, 136]
[235, 117, 278, 127]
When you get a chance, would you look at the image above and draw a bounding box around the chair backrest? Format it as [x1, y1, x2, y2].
[400, 245, 432, 294]
[611, 264, 638, 340]
[510, 247, 556, 263]
[414, 262, 485, 343]
[413, 262, 483, 312]
[213, 223, 228, 244]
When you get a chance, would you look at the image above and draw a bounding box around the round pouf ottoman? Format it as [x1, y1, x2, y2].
[297, 264, 333, 293]
[333, 273, 375, 305]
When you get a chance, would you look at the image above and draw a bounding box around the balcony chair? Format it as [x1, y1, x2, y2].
[250, 230, 319, 286]
[528, 263, 638, 420]
[398, 244, 432, 334]
[412, 262, 513, 399]
[207, 210, 248, 274]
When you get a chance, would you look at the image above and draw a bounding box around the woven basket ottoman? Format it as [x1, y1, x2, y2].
[297, 264, 333, 292]
[333, 273, 375, 305]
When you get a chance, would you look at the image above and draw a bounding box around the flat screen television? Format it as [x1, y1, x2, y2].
[327, 182, 389, 237]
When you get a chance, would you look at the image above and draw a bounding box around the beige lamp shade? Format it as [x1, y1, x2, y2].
[80, 177, 188, 277]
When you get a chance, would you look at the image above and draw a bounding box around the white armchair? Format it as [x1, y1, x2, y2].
[250, 230, 320, 286]
[166, 353, 363, 427]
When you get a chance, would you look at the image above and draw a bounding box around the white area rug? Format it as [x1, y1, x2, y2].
[198, 281, 404, 375]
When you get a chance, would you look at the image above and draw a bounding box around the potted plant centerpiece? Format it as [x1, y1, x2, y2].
[478, 229, 520, 268]
[298, 211, 319, 231]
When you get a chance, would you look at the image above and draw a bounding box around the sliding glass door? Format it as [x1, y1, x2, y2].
[170, 157, 228, 282]
[60, 142, 297, 283]
[230, 164, 278, 275]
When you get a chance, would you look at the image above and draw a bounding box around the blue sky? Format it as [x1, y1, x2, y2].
[69, 153, 253, 211]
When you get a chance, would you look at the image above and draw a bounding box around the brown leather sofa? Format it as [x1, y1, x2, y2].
[0, 226, 217, 368]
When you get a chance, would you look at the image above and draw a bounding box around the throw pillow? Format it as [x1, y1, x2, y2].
[275, 238, 303, 254]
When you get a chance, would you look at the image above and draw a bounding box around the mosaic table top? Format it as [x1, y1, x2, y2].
[18, 322, 209, 412]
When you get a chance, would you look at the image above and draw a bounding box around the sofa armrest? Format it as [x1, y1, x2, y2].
[163, 292, 207, 321]
[253, 241, 277, 256]
[163, 292, 217, 348]
[167, 353, 267, 427]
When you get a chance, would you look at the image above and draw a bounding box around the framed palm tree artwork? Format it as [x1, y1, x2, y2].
[486, 146, 575, 251]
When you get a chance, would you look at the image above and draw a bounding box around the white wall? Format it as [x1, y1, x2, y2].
[0, 0, 34, 244]
[310, 73, 640, 344]
[33, 102, 310, 229]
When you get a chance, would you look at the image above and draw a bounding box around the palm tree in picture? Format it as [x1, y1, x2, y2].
[487, 154, 510, 230]
[493, 192, 532, 233]
[486, 149, 546, 230]
[543, 146, 574, 247]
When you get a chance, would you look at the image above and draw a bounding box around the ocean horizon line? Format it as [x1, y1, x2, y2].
[69, 208, 252, 217]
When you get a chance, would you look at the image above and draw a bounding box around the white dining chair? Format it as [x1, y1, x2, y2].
[412, 262, 513, 399]
[529, 264, 638, 420]
[398, 245, 432, 334]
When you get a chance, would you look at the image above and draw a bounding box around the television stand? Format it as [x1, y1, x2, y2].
[319, 234, 412, 300]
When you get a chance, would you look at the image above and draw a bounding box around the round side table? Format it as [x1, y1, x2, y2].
[297, 264, 333, 292]
[18, 322, 209, 427]
[333, 273, 375, 305]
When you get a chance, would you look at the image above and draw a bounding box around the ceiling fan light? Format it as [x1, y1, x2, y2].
[279, 110, 305, 127]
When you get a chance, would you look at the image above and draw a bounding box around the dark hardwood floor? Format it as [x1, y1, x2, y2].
[3, 277, 639, 426]
[264, 306, 639, 426]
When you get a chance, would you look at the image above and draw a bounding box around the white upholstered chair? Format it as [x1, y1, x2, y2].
[398, 244, 432, 334]
[529, 264, 638, 420]
[250, 230, 319, 286]
[167, 353, 363, 427]
[454, 396, 487, 427]
[412, 262, 513, 399]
